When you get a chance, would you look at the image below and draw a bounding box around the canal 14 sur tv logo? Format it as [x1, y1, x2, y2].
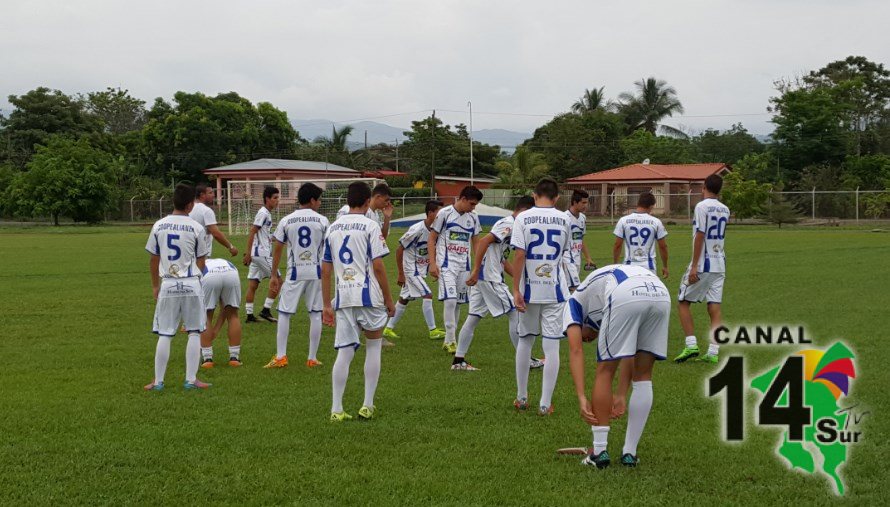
[707, 325, 867, 496]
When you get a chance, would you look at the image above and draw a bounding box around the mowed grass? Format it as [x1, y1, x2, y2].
[0, 224, 887, 505]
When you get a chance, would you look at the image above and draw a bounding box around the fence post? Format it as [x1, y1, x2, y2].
[811, 187, 816, 221]
[687, 190, 692, 222]
[130, 196, 136, 222]
[609, 192, 615, 225]
[402, 192, 407, 218]
[159, 197, 164, 218]
[855, 187, 860, 224]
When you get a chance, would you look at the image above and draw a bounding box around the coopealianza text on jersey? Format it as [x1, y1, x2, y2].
[520, 215, 567, 225]
[282, 215, 325, 226]
[329, 222, 369, 232]
[155, 223, 197, 233]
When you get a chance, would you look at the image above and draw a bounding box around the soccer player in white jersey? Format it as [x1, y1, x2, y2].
[451, 196, 536, 371]
[244, 187, 281, 323]
[564, 264, 671, 469]
[189, 183, 239, 258]
[199, 258, 243, 368]
[144, 183, 210, 391]
[336, 183, 393, 238]
[563, 189, 596, 290]
[266, 183, 330, 369]
[612, 192, 669, 277]
[675, 175, 731, 364]
[322, 182, 395, 422]
[510, 178, 570, 415]
[382, 200, 447, 343]
[428, 186, 483, 354]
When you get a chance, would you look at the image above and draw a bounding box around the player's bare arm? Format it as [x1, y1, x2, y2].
[612, 237, 624, 264]
[467, 233, 496, 286]
[381, 204, 393, 238]
[395, 244, 406, 286]
[657, 238, 669, 279]
[243, 225, 259, 266]
[270, 240, 285, 293]
[207, 224, 238, 256]
[427, 230, 440, 279]
[149, 255, 161, 300]
[196, 255, 206, 274]
[581, 242, 594, 268]
[321, 261, 334, 327]
[689, 231, 705, 284]
[567, 324, 598, 425]
[372, 257, 395, 317]
[511, 248, 527, 312]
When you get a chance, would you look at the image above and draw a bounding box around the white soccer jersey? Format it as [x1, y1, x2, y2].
[145, 214, 208, 278]
[337, 204, 381, 226]
[189, 202, 217, 257]
[251, 206, 274, 257]
[613, 212, 668, 270]
[479, 215, 513, 283]
[398, 221, 432, 277]
[565, 264, 662, 330]
[430, 205, 481, 272]
[562, 210, 587, 267]
[323, 213, 390, 309]
[510, 206, 570, 303]
[274, 208, 330, 281]
[692, 198, 730, 273]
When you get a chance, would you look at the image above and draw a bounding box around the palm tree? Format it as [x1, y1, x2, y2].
[314, 124, 354, 152]
[617, 77, 686, 137]
[571, 86, 611, 114]
[495, 146, 549, 190]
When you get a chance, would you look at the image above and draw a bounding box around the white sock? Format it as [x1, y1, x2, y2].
[308, 312, 322, 361]
[228, 345, 240, 359]
[623, 381, 653, 456]
[456, 314, 481, 358]
[444, 299, 458, 344]
[708, 343, 720, 356]
[592, 426, 610, 454]
[515, 335, 534, 400]
[507, 311, 520, 349]
[363, 339, 383, 408]
[387, 302, 408, 329]
[276, 312, 291, 358]
[264, 297, 274, 309]
[685, 335, 697, 348]
[154, 335, 172, 384]
[185, 333, 201, 383]
[331, 346, 356, 413]
[540, 339, 560, 408]
[200, 346, 213, 361]
[246, 303, 255, 315]
[422, 298, 437, 330]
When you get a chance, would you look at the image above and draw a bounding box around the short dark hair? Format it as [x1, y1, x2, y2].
[425, 199, 444, 215]
[173, 183, 196, 211]
[372, 183, 392, 197]
[515, 196, 535, 211]
[571, 189, 589, 204]
[704, 174, 723, 194]
[638, 192, 656, 208]
[263, 186, 279, 203]
[459, 185, 484, 201]
[195, 183, 211, 198]
[298, 183, 323, 205]
[534, 178, 559, 200]
[347, 181, 372, 208]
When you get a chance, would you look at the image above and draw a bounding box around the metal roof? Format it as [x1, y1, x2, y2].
[204, 158, 359, 173]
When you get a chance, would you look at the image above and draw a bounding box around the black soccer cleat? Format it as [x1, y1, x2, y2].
[246, 314, 259, 323]
[620, 453, 639, 468]
[259, 308, 278, 323]
[581, 450, 610, 469]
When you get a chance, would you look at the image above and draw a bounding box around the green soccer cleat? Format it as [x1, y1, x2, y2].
[620, 453, 639, 467]
[358, 406, 375, 420]
[697, 354, 719, 364]
[329, 411, 353, 423]
[581, 450, 611, 469]
[442, 342, 457, 354]
[674, 345, 700, 363]
[429, 328, 446, 340]
[382, 328, 400, 340]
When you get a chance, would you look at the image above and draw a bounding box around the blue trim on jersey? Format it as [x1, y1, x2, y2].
[648, 257, 654, 270]
[568, 298, 584, 325]
[290, 266, 297, 281]
[445, 222, 477, 233]
[523, 267, 531, 302]
[555, 262, 565, 303]
[585, 317, 601, 330]
[334, 341, 361, 351]
[362, 237, 373, 307]
[601, 295, 614, 359]
[322, 239, 332, 263]
[317, 265, 321, 278]
[145, 247, 158, 256]
[613, 268, 628, 284]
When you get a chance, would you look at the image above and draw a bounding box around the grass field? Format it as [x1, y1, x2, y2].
[0, 224, 886, 505]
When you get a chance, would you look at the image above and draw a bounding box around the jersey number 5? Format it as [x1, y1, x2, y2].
[167, 234, 181, 261]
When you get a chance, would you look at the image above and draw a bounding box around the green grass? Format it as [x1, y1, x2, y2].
[0, 224, 886, 504]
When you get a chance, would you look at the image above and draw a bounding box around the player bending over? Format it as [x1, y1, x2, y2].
[612, 192, 669, 277]
[199, 258, 243, 368]
[266, 183, 330, 369]
[336, 182, 394, 239]
[428, 186, 483, 354]
[244, 186, 281, 323]
[563, 189, 596, 290]
[383, 200, 447, 343]
[144, 183, 211, 391]
[511, 178, 570, 415]
[565, 264, 670, 469]
[675, 175, 730, 364]
[451, 196, 538, 371]
[322, 182, 395, 422]
[190, 183, 239, 258]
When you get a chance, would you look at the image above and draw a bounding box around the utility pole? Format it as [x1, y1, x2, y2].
[468, 101, 474, 185]
[430, 110, 436, 198]
[364, 130, 368, 151]
[395, 139, 399, 173]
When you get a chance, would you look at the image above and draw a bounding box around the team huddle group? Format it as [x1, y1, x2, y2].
[144, 174, 731, 469]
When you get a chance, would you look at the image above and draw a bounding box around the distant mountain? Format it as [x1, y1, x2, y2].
[472, 129, 531, 151]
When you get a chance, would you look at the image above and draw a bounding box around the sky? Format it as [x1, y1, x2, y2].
[3, 0, 889, 137]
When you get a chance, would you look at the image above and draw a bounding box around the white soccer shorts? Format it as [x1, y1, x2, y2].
[278, 279, 322, 314]
[437, 269, 469, 304]
[517, 302, 566, 339]
[563, 261, 581, 289]
[597, 286, 670, 361]
[248, 255, 278, 281]
[678, 267, 725, 304]
[399, 275, 432, 301]
[334, 306, 389, 350]
[468, 281, 514, 318]
[202, 270, 241, 310]
[152, 278, 206, 336]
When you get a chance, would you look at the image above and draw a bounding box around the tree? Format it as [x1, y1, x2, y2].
[692, 123, 764, 165]
[83, 87, 147, 135]
[399, 115, 500, 182]
[619, 130, 695, 165]
[617, 77, 685, 137]
[763, 191, 801, 228]
[721, 170, 772, 219]
[3, 137, 118, 225]
[841, 154, 890, 190]
[733, 152, 780, 184]
[571, 87, 611, 114]
[495, 146, 549, 191]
